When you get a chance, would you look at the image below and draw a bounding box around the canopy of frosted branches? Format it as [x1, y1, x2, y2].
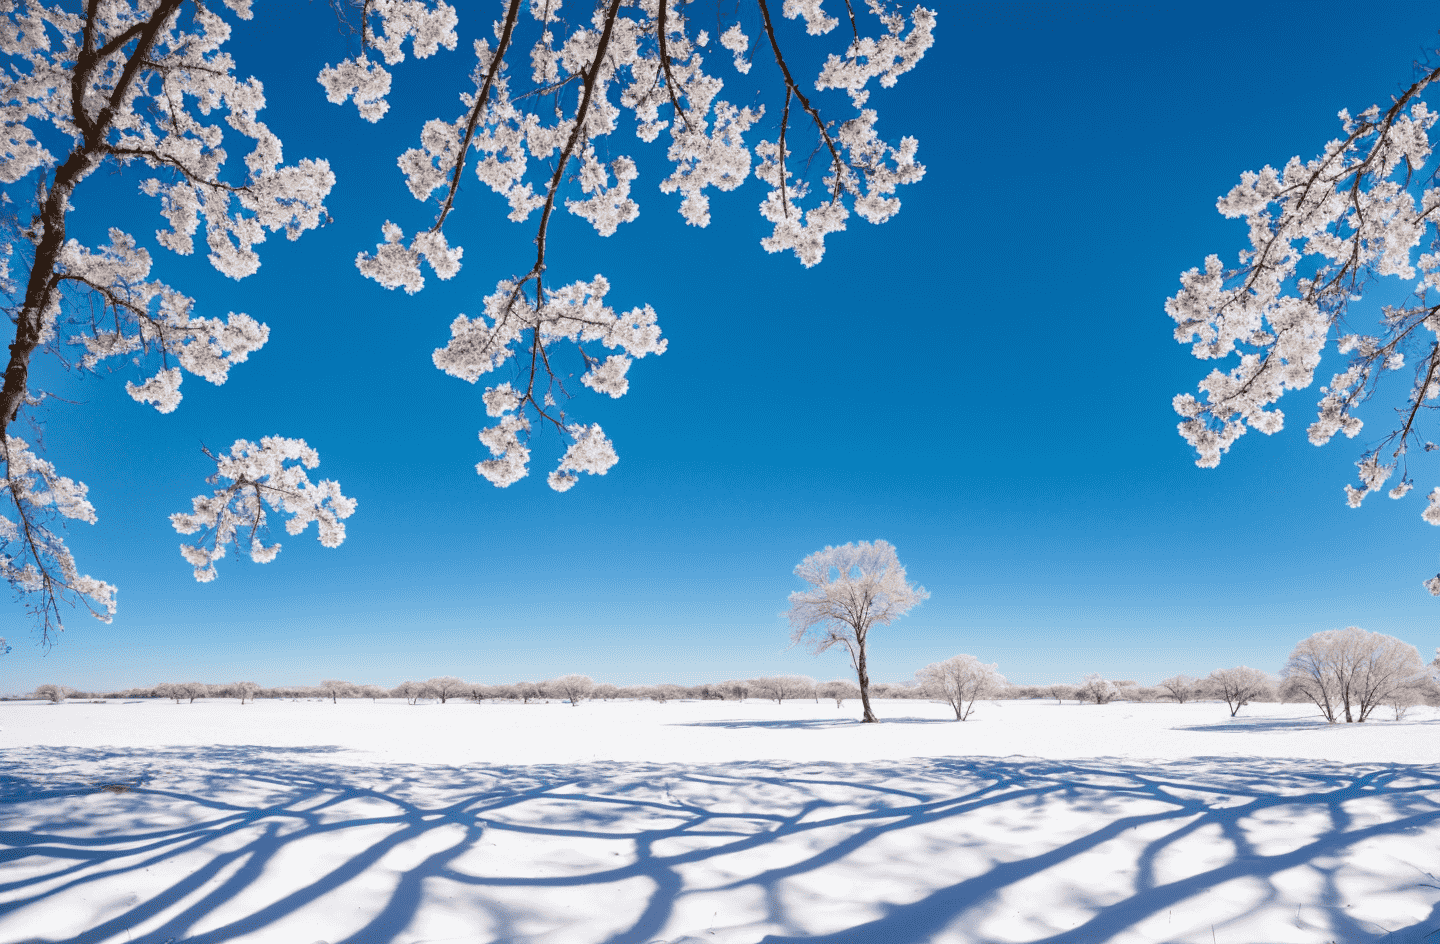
[0, 0, 936, 641]
[786, 539, 927, 665]
[1167, 60, 1440, 592]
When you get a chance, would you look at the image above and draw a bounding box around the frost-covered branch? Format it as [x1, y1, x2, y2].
[333, 0, 934, 491]
[1, 0, 336, 635]
[171, 438, 356, 583]
[1167, 57, 1440, 592]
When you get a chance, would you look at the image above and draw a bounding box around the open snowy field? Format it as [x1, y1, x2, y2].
[2, 698, 1439, 943]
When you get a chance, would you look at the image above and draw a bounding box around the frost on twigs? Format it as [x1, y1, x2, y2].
[328, 0, 934, 485]
[1, 437, 115, 644]
[1166, 67, 1440, 589]
[171, 438, 356, 583]
[434, 276, 663, 491]
[0, 0, 336, 628]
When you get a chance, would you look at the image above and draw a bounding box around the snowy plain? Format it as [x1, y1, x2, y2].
[1, 697, 1438, 944]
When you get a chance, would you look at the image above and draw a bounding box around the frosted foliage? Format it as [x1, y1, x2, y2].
[170, 438, 356, 583]
[0, 0, 334, 636]
[787, 539, 928, 663]
[1282, 627, 1426, 723]
[787, 539, 927, 722]
[328, 0, 933, 489]
[916, 654, 1004, 720]
[720, 24, 750, 74]
[1166, 69, 1440, 590]
[0, 437, 114, 621]
[318, 0, 458, 119]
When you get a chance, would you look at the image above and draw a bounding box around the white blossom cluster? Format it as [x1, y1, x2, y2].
[0, 1, 341, 634]
[0, 436, 116, 621]
[433, 275, 664, 489]
[170, 437, 357, 583]
[1167, 75, 1440, 593]
[60, 230, 269, 414]
[334, 0, 934, 488]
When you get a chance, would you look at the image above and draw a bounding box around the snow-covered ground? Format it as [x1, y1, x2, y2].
[1, 698, 1437, 943]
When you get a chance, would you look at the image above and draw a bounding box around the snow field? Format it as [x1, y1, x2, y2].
[1, 698, 1437, 943]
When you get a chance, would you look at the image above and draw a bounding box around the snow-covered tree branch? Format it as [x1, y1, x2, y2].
[326, 0, 933, 492]
[1, 0, 342, 643]
[1167, 54, 1440, 592]
[1, 0, 936, 643]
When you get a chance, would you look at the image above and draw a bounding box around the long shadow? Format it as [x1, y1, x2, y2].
[673, 716, 954, 729]
[1, 748, 1438, 943]
[1174, 716, 1440, 733]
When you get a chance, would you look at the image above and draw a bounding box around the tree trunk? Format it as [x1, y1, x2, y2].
[856, 633, 878, 723]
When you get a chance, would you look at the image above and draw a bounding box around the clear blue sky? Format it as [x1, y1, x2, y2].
[5, 2, 1439, 693]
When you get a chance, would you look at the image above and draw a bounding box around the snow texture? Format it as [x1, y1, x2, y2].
[1, 697, 1438, 944]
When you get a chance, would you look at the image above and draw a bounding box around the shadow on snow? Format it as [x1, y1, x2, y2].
[1, 747, 1438, 943]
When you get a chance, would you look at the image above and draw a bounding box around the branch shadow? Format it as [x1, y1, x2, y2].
[1, 747, 1437, 943]
[672, 716, 955, 730]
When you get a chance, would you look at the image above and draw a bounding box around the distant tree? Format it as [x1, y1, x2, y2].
[719, 680, 749, 701]
[391, 680, 424, 706]
[1283, 627, 1427, 723]
[425, 677, 467, 704]
[1076, 674, 1118, 705]
[171, 682, 208, 704]
[648, 683, 687, 703]
[1206, 666, 1272, 717]
[317, 679, 358, 704]
[547, 675, 595, 707]
[786, 540, 929, 723]
[1388, 684, 1422, 721]
[515, 681, 542, 705]
[232, 681, 260, 704]
[593, 683, 619, 701]
[749, 675, 814, 704]
[34, 683, 68, 704]
[916, 655, 1006, 721]
[357, 684, 388, 701]
[817, 679, 860, 707]
[1157, 675, 1200, 704]
[1045, 683, 1077, 705]
[871, 681, 922, 699]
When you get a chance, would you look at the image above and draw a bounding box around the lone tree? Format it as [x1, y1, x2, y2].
[1205, 666, 1272, 717]
[786, 539, 928, 723]
[916, 654, 1005, 721]
[1076, 674, 1118, 705]
[1156, 674, 1200, 704]
[547, 675, 596, 707]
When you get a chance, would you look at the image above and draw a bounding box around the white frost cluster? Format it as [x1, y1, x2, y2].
[318, 0, 459, 121]
[170, 437, 356, 583]
[355, 221, 462, 294]
[323, 0, 932, 490]
[1167, 95, 1440, 553]
[433, 275, 664, 489]
[59, 231, 270, 413]
[0, 436, 116, 620]
[0, 0, 339, 629]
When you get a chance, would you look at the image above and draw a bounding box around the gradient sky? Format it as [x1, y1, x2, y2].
[5, 1, 1440, 694]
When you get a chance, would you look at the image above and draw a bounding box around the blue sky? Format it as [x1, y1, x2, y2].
[5, 1, 1440, 693]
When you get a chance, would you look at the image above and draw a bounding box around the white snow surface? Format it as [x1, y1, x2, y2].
[1, 697, 1438, 944]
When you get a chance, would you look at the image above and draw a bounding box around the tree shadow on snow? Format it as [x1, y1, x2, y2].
[673, 716, 953, 730]
[1174, 716, 1440, 734]
[0, 748, 1438, 943]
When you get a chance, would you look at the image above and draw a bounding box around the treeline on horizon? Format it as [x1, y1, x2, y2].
[22, 671, 1440, 711]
